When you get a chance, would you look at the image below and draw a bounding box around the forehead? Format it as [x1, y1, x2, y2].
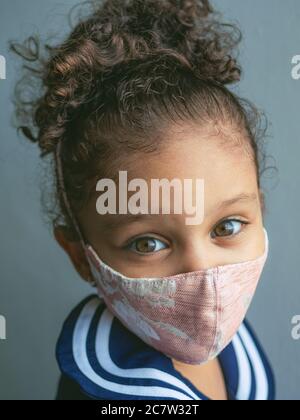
[121, 123, 257, 194]
[79, 123, 260, 232]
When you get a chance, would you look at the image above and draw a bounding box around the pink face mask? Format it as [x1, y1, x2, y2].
[83, 230, 269, 365]
[55, 141, 269, 365]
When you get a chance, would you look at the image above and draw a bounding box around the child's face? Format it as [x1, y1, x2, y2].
[57, 123, 265, 280]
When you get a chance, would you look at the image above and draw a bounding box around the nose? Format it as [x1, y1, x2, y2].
[177, 240, 217, 273]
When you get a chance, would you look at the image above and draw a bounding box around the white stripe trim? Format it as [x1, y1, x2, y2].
[95, 306, 200, 400]
[72, 298, 198, 400]
[231, 333, 252, 400]
[238, 324, 269, 401]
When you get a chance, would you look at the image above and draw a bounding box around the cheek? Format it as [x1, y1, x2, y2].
[244, 223, 265, 261]
[254, 226, 267, 257]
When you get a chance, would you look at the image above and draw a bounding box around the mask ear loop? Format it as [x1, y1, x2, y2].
[55, 139, 97, 287]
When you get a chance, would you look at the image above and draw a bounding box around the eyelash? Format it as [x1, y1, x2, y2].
[125, 218, 250, 255]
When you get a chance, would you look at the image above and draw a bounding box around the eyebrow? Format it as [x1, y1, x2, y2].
[213, 192, 258, 213]
[102, 214, 160, 232]
[100, 192, 258, 231]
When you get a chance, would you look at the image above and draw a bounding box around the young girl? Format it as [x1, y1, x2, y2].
[11, 0, 275, 400]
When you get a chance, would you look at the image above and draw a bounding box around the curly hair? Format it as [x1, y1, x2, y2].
[9, 0, 268, 241]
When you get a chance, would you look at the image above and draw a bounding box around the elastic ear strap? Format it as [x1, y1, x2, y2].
[55, 140, 87, 248]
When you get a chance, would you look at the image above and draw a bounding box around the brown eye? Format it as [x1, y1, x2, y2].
[211, 220, 245, 239]
[136, 238, 156, 253]
[129, 237, 168, 254]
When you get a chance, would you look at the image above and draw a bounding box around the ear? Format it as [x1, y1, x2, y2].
[54, 225, 93, 284]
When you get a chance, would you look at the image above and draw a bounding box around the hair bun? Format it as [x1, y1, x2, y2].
[10, 0, 242, 156]
[90, 0, 242, 85]
[100, 0, 213, 29]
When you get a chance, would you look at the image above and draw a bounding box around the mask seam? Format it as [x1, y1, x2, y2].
[208, 267, 220, 358]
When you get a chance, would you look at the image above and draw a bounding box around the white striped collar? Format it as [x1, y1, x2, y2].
[56, 295, 275, 400]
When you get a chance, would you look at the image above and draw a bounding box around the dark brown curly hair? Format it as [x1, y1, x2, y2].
[9, 0, 268, 241]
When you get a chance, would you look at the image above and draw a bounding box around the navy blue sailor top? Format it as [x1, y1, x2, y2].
[56, 295, 276, 401]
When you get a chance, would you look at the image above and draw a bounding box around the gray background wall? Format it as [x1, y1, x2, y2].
[0, 0, 299, 400]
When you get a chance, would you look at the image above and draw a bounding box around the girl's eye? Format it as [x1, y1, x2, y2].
[128, 237, 168, 254]
[211, 219, 247, 239]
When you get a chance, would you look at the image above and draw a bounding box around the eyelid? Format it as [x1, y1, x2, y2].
[212, 216, 249, 229]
